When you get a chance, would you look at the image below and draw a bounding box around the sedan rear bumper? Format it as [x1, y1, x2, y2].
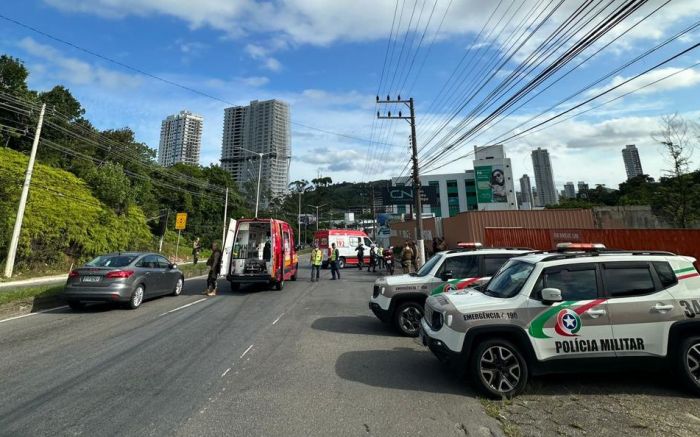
[63, 283, 132, 303]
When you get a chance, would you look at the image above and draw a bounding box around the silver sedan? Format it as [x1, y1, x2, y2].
[63, 252, 184, 310]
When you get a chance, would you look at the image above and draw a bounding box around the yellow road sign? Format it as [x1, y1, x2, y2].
[175, 212, 187, 230]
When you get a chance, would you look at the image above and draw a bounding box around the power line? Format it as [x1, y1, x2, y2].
[0, 13, 395, 148]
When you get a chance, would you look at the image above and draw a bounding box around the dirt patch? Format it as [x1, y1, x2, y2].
[488, 372, 700, 436]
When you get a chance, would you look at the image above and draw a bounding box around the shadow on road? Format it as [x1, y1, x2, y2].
[525, 371, 695, 398]
[311, 315, 398, 336]
[335, 347, 473, 396]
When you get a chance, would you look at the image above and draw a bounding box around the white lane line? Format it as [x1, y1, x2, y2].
[272, 313, 284, 325]
[221, 367, 231, 377]
[159, 298, 207, 316]
[0, 305, 69, 324]
[240, 344, 254, 359]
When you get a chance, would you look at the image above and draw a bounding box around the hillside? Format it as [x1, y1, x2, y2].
[0, 147, 153, 272]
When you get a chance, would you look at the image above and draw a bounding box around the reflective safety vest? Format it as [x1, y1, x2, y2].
[312, 249, 323, 265]
[330, 248, 338, 261]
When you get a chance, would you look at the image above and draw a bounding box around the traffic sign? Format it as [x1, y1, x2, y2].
[175, 212, 187, 230]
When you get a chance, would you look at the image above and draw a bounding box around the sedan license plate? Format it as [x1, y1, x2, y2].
[82, 276, 101, 283]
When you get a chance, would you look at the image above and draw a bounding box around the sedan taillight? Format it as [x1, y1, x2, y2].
[68, 270, 79, 278]
[105, 270, 135, 279]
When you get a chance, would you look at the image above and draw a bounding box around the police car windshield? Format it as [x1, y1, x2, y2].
[415, 253, 443, 277]
[484, 260, 534, 299]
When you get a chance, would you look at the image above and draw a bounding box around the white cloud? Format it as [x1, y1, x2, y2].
[17, 37, 141, 89]
[585, 67, 700, 99]
[238, 76, 269, 87]
[244, 43, 282, 71]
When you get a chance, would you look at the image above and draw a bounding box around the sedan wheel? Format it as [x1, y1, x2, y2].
[171, 278, 183, 296]
[128, 285, 144, 309]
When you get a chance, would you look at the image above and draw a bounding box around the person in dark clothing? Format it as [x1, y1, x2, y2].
[432, 239, 438, 257]
[262, 233, 271, 261]
[355, 243, 365, 270]
[205, 242, 222, 296]
[368, 245, 377, 273]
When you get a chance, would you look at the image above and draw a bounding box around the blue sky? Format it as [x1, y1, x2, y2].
[1, 0, 700, 191]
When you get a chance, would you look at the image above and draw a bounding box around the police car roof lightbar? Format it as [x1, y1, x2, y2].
[457, 242, 483, 249]
[556, 242, 606, 252]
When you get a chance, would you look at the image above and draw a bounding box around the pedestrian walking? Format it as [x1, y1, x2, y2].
[368, 244, 377, 273]
[355, 242, 365, 270]
[205, 242, 222, 296]
[192, 237, 202, 264]
[377, 245, 384, 269]
[310, 243, 323, 282]
[330, 243, 341, 280]
[401, 241, 413, 274]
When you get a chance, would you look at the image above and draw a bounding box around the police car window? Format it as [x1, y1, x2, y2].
[545, 268, 598, 301]
[484, 255, 513, 276]
[653, 262, 678, 289]
[444, 255, 479, 278]
[603, 265, 656, 297]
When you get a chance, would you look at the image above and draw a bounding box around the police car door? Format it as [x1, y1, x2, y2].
[601, 261, 677, 358]
[528, 263, 615, 360]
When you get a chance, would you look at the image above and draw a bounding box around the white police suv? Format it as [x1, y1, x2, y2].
[420, 244, 700, 398]
[369, 244, 532, 336]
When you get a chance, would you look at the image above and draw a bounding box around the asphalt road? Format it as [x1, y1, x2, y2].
[0, 263, 503, 437]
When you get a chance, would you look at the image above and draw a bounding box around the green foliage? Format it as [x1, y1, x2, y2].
[0, 148, 152, 271]
[84, 162, 134, 214]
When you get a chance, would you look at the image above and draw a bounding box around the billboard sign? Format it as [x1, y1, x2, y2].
[381, 186, 438, 206]
[475, 165, 507, 204]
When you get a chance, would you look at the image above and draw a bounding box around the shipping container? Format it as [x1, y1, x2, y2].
[440, 209, 595, 249]
[485, 228, 700, 264]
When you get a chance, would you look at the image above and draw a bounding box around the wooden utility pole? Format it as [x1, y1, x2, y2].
[376, 96, 424, 266]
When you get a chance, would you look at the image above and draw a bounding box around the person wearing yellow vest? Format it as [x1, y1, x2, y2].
[310, 243, 323, 282]
[329, 242, 341, 280]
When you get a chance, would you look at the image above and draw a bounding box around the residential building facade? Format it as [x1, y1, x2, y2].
[622, 144, 644, 180]
[220, 99, 291, 199]
[158, 110, 203, 167]
[472, 144, 517, 211]
[564, 181, 576, 199]
[531, 147, 559, 207]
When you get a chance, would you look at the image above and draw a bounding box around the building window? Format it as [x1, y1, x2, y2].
[428, 181, 441, 217]
[447, 180, 459, 216]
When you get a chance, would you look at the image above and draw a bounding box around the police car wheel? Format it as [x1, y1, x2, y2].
[679, 336, 700, 395]
[394, 302, 423, 337]
[470, 339, 528, 399]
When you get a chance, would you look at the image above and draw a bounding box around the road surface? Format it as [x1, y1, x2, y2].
[0, 263, 503, 436]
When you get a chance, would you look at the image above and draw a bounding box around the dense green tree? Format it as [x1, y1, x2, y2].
[84, 162, 134, 214]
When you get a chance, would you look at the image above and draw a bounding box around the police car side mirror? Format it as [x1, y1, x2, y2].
[441, 270, 454, 281]
[541, 288, 563, 304]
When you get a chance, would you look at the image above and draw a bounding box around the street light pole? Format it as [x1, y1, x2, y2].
[238, 146, 271, 218]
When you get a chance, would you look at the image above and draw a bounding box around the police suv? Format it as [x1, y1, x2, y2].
[369, 243, 532, 337]
[420, 243, 700, 398]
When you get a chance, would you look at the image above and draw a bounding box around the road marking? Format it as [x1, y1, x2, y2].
[0, 305, 69, 324]
[272, 313, 284, 325]
[240, 344, 254, 359]
[159, 298, 207, 316]
[221, 367, 231, 377]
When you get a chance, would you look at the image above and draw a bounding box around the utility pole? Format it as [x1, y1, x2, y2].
[370, 183, 377, 240]
[221, 187, 229, 245]
[4, 104, 46, 278]
[297, 189, 302, 248]
[377, 96, 424, 266]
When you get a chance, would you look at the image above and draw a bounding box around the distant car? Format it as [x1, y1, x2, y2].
[63, 252, 184, 310]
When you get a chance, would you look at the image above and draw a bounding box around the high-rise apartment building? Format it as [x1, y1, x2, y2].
[564, 182, 576, 199]
[519, 174, 533, 210]
[531, 147, 558, 207]
[622, 144, 644, 180]
[220, 99, 291, 199]
[158, 110, 203, 167]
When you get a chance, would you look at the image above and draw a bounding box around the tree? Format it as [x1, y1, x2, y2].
[84, 162, 134, 214]
[0, 56, 36, 151]
[651, 114, 700, 228]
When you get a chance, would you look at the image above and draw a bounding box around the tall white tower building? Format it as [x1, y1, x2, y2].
[622, 144, 644, 180]
[220, 100, 291, 199]
[158, 110, 203, 167]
